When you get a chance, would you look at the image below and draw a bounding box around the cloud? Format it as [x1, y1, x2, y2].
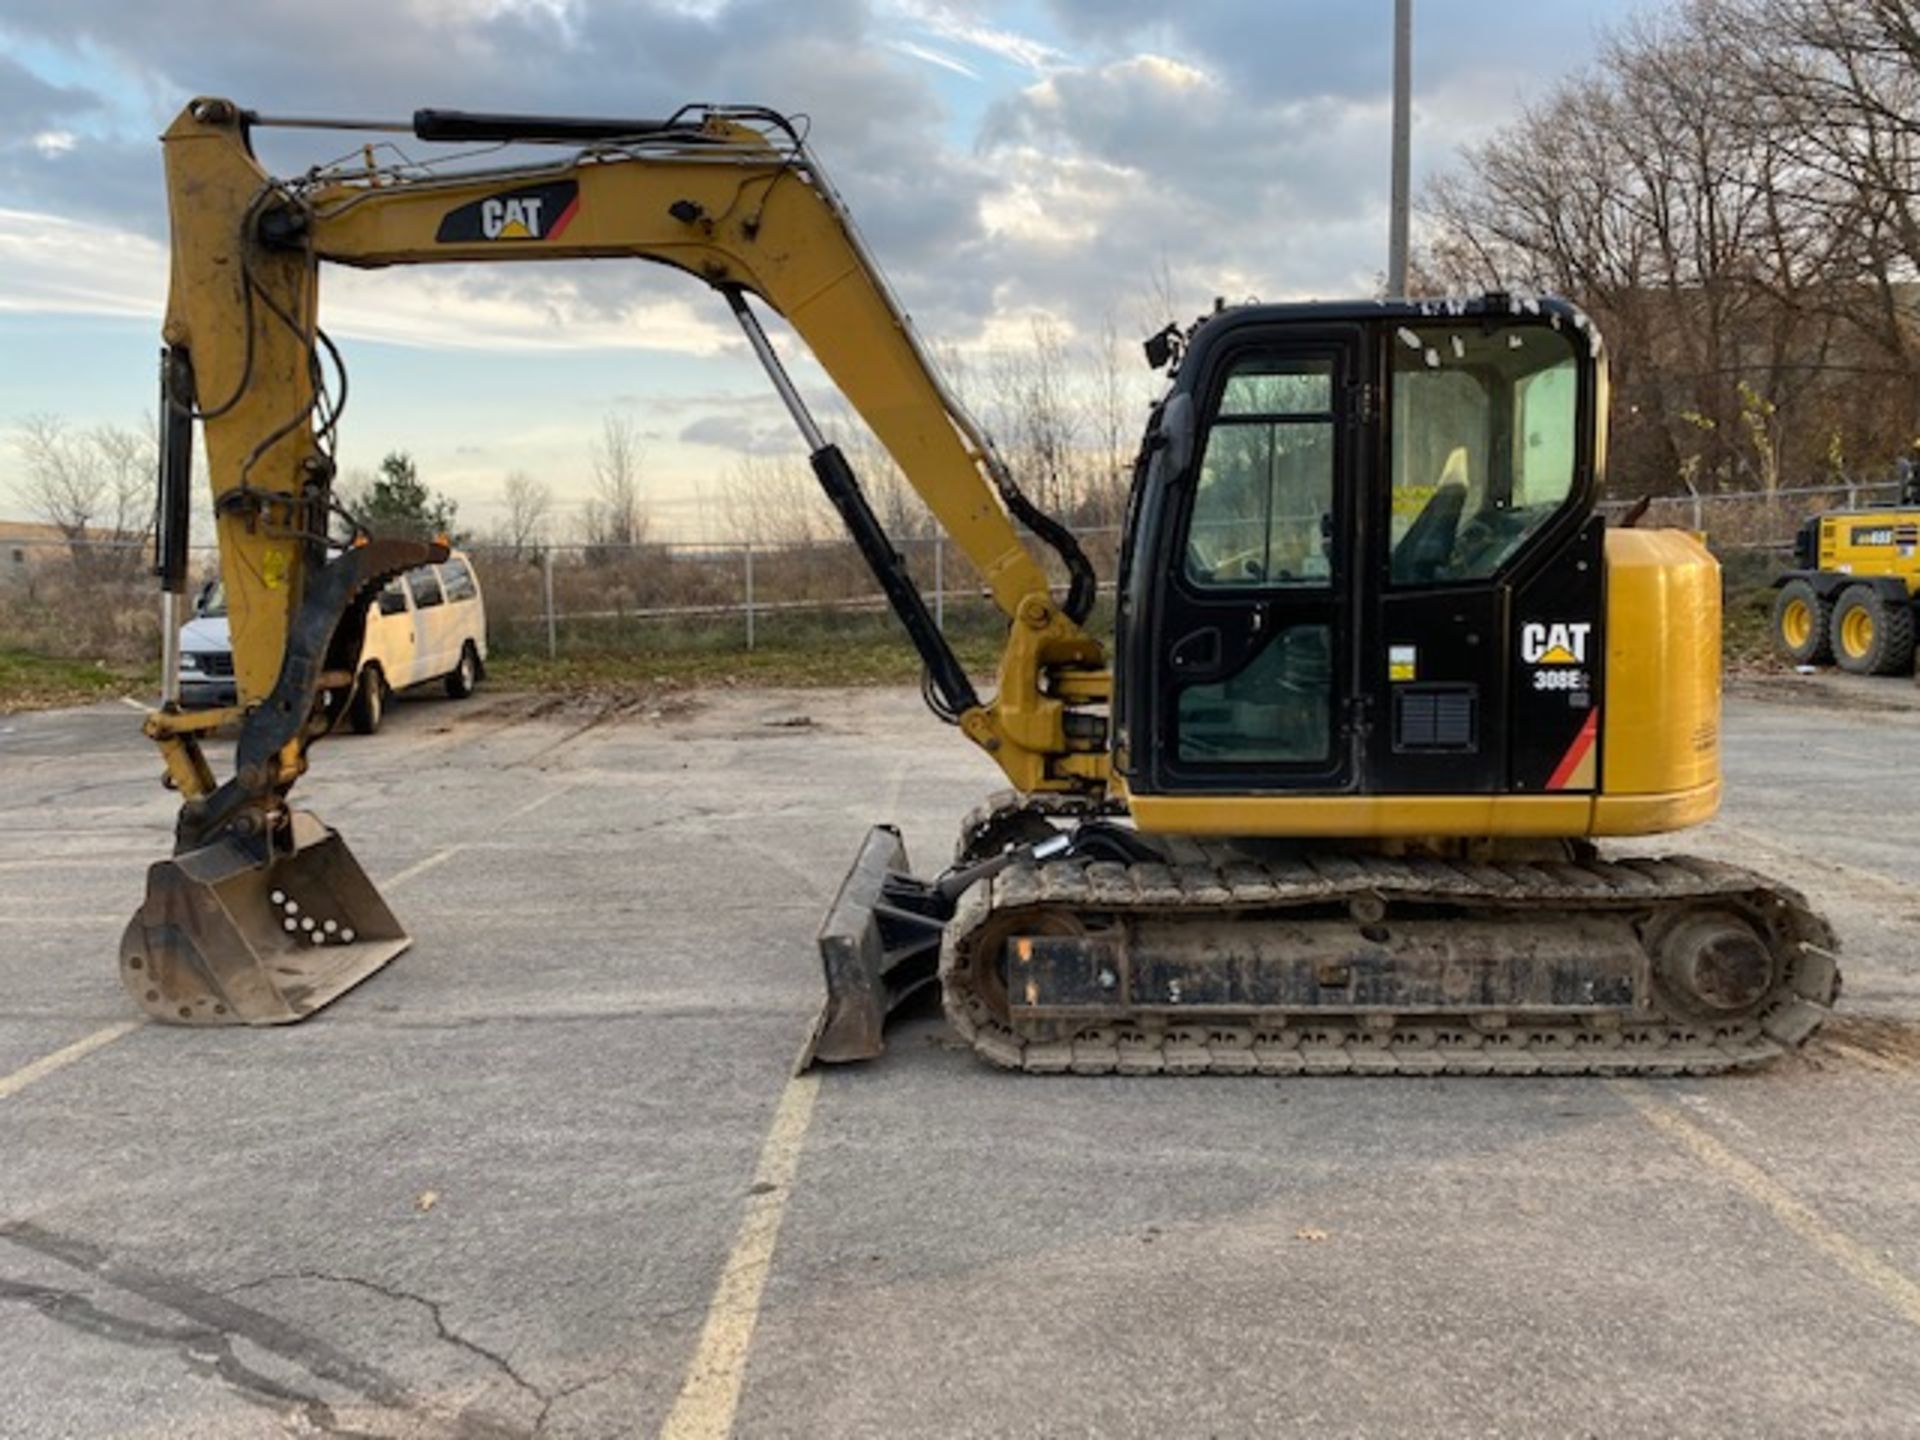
[886, 38, 980, 80]
[0, 207, 738, 354]
[0, 206, 160, 319]
[679, 412, 797, 455]
[0, 54, 99, 131]
[0, 0, 1549, 357]
[0, 0, 1644, 500]
[886, 0, 1067, 73]
[1037, 0, 1623, 108]
[970, 50, 1404, 330]
[0, 0, 1017, 352]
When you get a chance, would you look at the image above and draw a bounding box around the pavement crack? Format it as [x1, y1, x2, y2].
[527, 1358, 639, 1436]
[225, 1270, 543, 1409]
[0, 1221, 444, 1437]
[219, 1269, 636, 1437]
[0, 1274, 380, 1438]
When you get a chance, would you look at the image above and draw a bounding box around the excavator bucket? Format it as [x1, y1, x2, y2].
[797, 826, 947, 1071]
[121, 811, 409, 1025]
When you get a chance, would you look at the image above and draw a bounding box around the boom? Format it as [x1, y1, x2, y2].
[154, 97, 1108, 815]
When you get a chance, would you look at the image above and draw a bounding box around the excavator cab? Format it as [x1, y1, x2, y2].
[1114, 297, 1608, 816]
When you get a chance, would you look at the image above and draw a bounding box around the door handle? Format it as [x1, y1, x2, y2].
[1169, 627, 1222, 673]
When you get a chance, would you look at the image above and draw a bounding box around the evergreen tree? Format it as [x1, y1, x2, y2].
[349, 451, 459, 539]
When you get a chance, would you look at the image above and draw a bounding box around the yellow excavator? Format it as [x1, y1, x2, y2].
[124, 97, 1838, 1075]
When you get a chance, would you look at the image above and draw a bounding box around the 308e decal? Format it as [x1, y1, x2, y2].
[1520, 620, 1593, 694]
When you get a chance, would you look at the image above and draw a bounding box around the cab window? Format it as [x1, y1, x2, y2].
[1183, 356, 1335, 590]
[1389, 324, 1579, 585]
[376, 581, 409, 617]
[1176, 623, 1332, 763]
[406, 567, 445, 609]
[439, 557, 478, 603]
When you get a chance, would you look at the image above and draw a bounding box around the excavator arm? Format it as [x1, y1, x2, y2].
[159, 97, 1108, 793]
[127, 97, 1108, 1029]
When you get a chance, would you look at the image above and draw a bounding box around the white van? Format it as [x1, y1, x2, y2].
[179, 552, 488, 735]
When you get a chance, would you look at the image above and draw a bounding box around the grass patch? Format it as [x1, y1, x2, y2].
[1720, 551, 1786, 672]
[488, 598, 1092, 692]
[0, 650, 154, 715]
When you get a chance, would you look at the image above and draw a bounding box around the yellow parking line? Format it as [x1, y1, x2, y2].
[0, 1021, 143, 1101]
[1717, 824, 1910, 900]
[658, 1072, 822, 1440]
[1619, 1083, 1920, 1329]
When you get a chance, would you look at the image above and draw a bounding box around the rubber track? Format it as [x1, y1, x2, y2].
[940, 850, 1839, 1076]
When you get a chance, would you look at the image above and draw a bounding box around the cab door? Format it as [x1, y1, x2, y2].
[1146, 327, 1364, 793]
[1367, 318, 1599, 796]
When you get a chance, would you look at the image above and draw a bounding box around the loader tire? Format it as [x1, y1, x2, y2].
[1771, 579, 1832, 666]
[1832, 585, 1915, 676]
[349, 666, 388, 735]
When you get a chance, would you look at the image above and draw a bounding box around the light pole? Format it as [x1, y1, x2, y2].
[1388, 0, 1412, 297]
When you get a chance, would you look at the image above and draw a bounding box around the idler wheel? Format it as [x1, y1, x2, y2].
[1653, 909, 1777, 1016]
[954, 906, 1083, 1024]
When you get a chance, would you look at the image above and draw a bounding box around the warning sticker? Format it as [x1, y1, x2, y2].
[1388, 644, 1417, 682]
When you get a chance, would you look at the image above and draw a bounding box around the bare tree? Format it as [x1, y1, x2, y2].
[1712, 0, 1920, 445]
[499, 470, 553, 557]
[11, 414, 156, 576]
[718, 452, 832, 547]
[581, 414, 649, 554]
[1420, 2, 1917, 496]
[987, 316, 1082, 518]
[1085, 311, 1134, 526]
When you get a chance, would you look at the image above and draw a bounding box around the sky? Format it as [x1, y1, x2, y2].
[0, 0, 1648, 539]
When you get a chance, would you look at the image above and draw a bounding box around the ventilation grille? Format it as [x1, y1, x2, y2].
[1394, 685, 1477, 753]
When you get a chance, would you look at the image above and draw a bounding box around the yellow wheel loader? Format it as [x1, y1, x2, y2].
[124, 98, 1838, 1074]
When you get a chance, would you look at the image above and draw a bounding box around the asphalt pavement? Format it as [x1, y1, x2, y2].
[1, 674, 1916, 1438]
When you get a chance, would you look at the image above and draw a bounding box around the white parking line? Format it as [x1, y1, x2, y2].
[118, 696, 148, 712]
[658, 1072, 822, 1440]
[0, 1022, 144, 1102]
[382, 845, 467, 891]
[502, 782, 576, 822]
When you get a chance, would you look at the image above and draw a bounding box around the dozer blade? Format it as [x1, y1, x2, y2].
[797, 825, 947, 1071]
[121, 811, 409, 1025]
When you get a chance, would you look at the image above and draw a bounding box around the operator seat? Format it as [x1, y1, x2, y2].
[1393, 481, 1467, 584]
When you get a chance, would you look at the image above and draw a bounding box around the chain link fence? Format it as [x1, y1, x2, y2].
[461, 527, 1124, 660]
[1595, 479, 1905, 553]
[0, 479, 1906, 668]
